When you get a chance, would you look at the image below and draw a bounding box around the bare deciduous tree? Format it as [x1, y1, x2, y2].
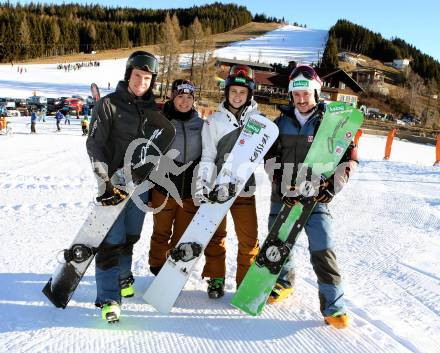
[188, 17, 204, 82]
[158, 13, 181, 98]
[193, 27, 216, 99]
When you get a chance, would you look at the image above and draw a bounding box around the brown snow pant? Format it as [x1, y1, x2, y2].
[149, 189, 200, 268]
[202, 195, 259, 287]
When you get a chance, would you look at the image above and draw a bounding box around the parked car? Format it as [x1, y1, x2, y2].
[63, 97, 85, 116]
[47, 97, 66, 115]
[27, 96, 47, 112]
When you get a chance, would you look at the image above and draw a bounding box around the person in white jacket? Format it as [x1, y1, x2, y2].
[196, 65, 260, 299]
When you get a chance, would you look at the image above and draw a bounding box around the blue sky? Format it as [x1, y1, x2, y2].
[7, 0, 440, 61]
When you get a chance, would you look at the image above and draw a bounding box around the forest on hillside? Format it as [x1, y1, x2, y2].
[328, 20, 440, 84]
[0, 2, 253, 62]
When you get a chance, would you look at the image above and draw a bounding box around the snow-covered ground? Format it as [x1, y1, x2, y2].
[214, 25, 328, 66]
[1, 24, 439, 353]
[1, 117, 439, 353]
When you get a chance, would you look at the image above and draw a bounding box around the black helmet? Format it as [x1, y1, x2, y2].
[124, 51, 159, 82]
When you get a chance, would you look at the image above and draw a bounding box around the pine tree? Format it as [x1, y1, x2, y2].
[320, 35, 339, 70]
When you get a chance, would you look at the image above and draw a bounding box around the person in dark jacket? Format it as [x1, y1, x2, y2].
[148, 79, 205, 274]
[264, 65, 358, 329]
[86, 50, 160, 323]
[55, 110, 63, 131]
[30, 110, 37, 133]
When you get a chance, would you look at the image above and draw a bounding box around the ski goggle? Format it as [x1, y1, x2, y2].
[289, 65, 320, 82]
[229, 65, 255, 81]
[128, 54, 159, 75]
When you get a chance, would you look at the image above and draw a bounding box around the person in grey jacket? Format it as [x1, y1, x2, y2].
[148, 79, 205, 275]
[86, 50, 160, 323]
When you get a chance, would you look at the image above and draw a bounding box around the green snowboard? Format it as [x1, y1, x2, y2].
[231, 102, 364, 316]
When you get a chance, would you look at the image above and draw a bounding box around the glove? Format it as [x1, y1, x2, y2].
[282, 185, 302, 207]
[195, 182, 237, 204]
[207, 182, 237, 203]
[314, 178, 335, 204]
[96, 181, 128, 206]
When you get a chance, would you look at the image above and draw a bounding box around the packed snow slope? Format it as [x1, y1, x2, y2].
[0, 119, 439, 353]
[214, 25, 328, 66]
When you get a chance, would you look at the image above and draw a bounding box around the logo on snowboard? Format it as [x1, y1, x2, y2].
[244, 118, 265, 135]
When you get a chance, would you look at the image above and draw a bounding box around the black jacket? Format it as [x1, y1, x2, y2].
[86, 81, 158, 181]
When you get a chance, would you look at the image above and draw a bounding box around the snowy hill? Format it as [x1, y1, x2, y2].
[214, 25, 328, 65]
[0, 25, 327, 99]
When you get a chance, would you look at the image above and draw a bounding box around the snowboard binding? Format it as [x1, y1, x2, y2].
[63, 244, 97, 263]
[255, 238, 291, 274]
[170, 242, 202, 262]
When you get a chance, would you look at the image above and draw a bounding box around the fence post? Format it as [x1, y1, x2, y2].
[434, 135, 440, 166]
[383, 128, 396, 160]
[354, 129, 363, 146]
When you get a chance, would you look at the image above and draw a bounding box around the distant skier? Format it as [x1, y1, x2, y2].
[81, 116, 89, 135]
[30, 110, 37, 133]
[55, 110, 63, 131]
[196, 65, 260, 299]
[264, 64, 358, 329]
[86, 50, 160, 323]
[64, 111, 71, 125]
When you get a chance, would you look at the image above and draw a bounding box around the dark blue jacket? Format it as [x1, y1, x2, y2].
[55, 111, 64, 121]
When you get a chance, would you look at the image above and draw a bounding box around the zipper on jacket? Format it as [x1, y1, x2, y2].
[181, 120, 187, 198]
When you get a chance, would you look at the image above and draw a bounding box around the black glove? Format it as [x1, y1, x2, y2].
[314, 178, 335, 204]
[96, 182, 128, 206]
[206, 182, 237, 203]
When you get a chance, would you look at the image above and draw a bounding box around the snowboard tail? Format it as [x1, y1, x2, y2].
[42, 263, 82, 308]
[231, 102, 364, 316]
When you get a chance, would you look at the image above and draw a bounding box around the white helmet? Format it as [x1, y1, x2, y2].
[288, 65, 322, 101]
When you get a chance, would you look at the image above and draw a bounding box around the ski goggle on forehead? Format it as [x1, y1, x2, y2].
[229, 65, 254, 80]
[130, 55, 159, 75]
[289, 65, 320, 82]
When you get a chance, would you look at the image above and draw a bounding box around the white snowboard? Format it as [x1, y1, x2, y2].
[143, 114, 279, 313]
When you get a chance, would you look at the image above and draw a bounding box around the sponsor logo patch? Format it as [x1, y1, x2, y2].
[243, 118, 265, 135]
[307, 135, 314, 143]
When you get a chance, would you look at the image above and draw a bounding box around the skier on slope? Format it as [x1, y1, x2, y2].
[30, 109, 37, 134]
[148, 79, 206, 274]
[81, 115, 89, 136]
[196, 65, 260, 298]
[264, 64, 358, 329]
[86, 50, 160, 323]
[55, 110, 63, 132]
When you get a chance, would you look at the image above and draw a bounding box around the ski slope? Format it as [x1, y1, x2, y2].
[0, 119, 439, 353]
[214, 25, 328, 65]
[0, 24, 327, 99]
